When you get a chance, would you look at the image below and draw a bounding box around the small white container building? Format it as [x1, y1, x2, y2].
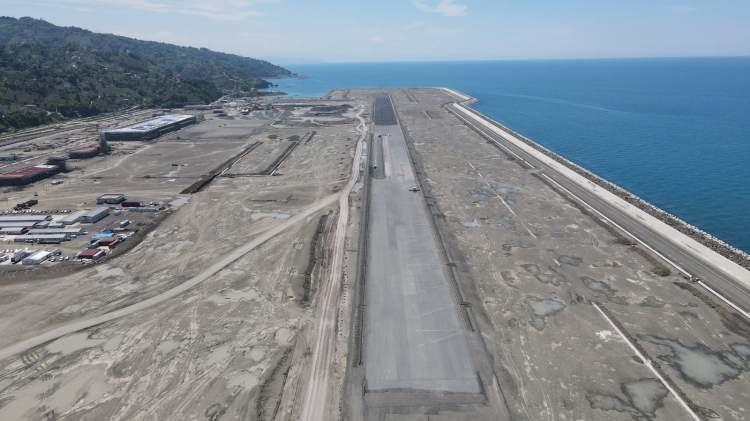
[80, 207, 110, 223]
[60, 210, 89, 225]
[27, 227, 85, 236]
[0, 227, 27, 235]
[0, 215, 51, 223]
[14, 234, 68, 244]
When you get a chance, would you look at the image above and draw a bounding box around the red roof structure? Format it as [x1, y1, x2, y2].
[78, 248, 105, 259]
[0, 165, 60, 186]
[95, 238, 120, 248]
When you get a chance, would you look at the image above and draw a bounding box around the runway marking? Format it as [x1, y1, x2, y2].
[465, 160, 482, 178]
[464, 159, 536, 239]
[592, 302, 701, 421]
[381, 134, 392, 177]
[429, 331, 463, 345]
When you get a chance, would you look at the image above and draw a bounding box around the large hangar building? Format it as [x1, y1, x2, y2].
[101, 114, 196, 141]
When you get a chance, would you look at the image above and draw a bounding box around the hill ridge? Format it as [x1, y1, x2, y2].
[0, 16, 291, 132]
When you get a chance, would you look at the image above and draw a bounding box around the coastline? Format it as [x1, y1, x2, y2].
[438, 87, 750, 274]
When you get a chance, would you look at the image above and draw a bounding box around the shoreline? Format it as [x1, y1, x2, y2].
[438, 87, 750, 274]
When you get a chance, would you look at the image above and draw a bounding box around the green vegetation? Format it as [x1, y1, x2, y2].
[0, 16, 291, 133]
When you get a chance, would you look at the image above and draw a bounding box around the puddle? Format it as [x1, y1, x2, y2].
[558, 255, 582, 266]
[474, 183, 516, 200]
[732, 343, 750, 360]
[581, 277, 627, 304]
[527, 296, 566, 330]
[500, 271, 518, 286]
[674, 282, 750, 338]
[587, 378, 668, 419]
[678, 311, 699, 320]
[640, 335, 748, 388]
[502, 242, 534, 252]
[639, 296, 666, 308]
[462, 219, 481, 228]
[592, 260, 622, 269]
[521, 264, 567, 287]
[249, 211, 290, 221]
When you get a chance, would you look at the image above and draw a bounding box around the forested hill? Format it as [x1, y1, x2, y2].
[0, 16, 292, 132]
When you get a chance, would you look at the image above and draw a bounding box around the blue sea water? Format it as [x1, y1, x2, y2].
[273, 58, 750, 253]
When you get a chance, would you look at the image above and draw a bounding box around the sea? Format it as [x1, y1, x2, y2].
[273, 58, 750, 253]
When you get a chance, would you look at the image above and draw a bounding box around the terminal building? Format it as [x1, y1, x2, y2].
[101, 114, 197, 141]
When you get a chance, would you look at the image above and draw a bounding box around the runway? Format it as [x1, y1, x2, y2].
[363, 95, 480, 394]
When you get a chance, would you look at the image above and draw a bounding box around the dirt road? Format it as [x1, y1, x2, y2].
[0, 190, 344, 362]
[299, 107, 367, 421]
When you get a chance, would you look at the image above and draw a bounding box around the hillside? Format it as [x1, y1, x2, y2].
[0, 17, 291, 133]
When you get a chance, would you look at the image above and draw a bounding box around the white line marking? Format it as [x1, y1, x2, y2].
[464, 158, 536, 239]
[452, 110, 536, 169]
[592, 302, 701, 421]
[542, 156, 750, 322]
[539, 173, 691, 276]
[697, 280, 750, 320]
[454, 97, 750, 325]
[454, 102, 750, 289]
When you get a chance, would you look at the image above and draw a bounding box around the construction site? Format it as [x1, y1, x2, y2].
[0, 88, 748, 421]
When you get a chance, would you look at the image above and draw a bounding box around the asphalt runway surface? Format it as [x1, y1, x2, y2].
[364, 97, 479, 393]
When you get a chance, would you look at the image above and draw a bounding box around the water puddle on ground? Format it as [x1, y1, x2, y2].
[639, 335, 749, 388]
[557, 255, 582, 266]
[527, 296, 566, 330]
[581, 276, 628, 304]
[587, 378, 668, 419]
[521, 263, 567, 287]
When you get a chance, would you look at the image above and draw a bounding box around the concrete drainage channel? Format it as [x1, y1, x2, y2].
[222, 131, 314, 178]
[179, 141, 262, 194]
[179, 130, 315, 194]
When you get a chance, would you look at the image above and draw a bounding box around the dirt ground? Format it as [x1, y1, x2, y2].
[0, 99, 365, 420]
[2, 88, 747, 421]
